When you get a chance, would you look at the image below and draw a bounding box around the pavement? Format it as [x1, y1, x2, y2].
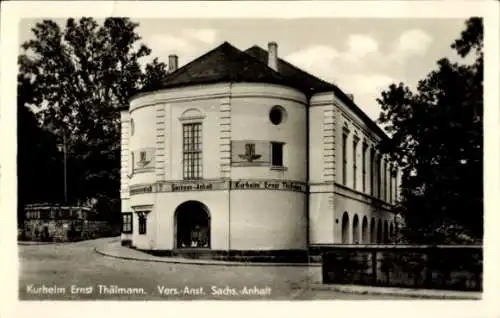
[17, 237, 482, 300]
[94, 240, 322, 267]
[95, 239, 482, 300]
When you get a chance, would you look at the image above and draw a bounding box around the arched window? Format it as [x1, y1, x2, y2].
[362, 216, 368, 244]
[341, 212, 350, 244]
[352, 214, 360, 244]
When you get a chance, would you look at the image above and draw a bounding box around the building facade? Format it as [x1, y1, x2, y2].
[119, 42, 402, 255]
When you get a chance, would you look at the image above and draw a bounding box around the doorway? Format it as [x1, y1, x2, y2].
[174, 201, 210, 248]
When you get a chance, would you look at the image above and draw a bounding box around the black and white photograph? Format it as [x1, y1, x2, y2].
[1, 1, 499, 317]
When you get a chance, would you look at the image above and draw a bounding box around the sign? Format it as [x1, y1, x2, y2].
[231, 140, 269, 166]
[130, 185, 153, 195]
[238, 143, 261, 162]
[129, 179, 308, 194]
[230, 180, 306, 192]
[154, 180, 229, 193]
[172, 182, 214, 192]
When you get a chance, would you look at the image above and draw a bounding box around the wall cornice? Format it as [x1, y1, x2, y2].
[129, 82, 307, 113]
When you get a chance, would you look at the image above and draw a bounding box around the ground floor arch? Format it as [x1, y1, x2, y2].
[377, 219, 383, 243]
[390, 222, 395, 243]
[174, 200, 211, 249]
[362, 216, 369, 244]
[370, 218, 376, 243]
[352, 214, 360, 244]
[341, 212, 350, 244]
[383, 220, 389, 243]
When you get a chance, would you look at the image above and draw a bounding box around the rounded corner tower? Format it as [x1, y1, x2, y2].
[120, 42, 310, 258]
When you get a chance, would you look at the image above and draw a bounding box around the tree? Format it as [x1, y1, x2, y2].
[17, 77, 62, 225]
[18, 18, 169, 226]
[377, 18, 483, 244]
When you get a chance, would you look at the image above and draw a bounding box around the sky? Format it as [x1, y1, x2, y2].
[19, 18, 470, 122]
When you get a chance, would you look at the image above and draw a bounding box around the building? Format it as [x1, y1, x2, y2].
[119, 41, 402, 257]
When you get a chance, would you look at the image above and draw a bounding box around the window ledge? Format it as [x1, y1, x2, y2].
[270, 166, 287, 171]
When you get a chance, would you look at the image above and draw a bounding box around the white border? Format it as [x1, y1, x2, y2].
[1, 1, 499, 318]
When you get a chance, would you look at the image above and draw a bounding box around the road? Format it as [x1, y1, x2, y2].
[19, 238, 405, 300]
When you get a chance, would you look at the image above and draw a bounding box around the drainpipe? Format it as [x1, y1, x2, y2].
[228, 83, 232, 254]
[306, 95, 311, 258]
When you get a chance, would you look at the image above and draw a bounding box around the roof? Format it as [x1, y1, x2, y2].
[244, 45, 388, 140]
[244, 45, 335, 95]
[136, 42, 294, 94]
[130, 41, 388, 140]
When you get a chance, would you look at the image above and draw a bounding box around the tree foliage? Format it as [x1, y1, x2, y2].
[18, 18, 169, 225]
[377, 18, 483, 244]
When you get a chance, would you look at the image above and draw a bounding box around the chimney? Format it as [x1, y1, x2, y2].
[346, 93, 354, 101]
[268, 42, 278, 71]
[168, 54, 178, 73]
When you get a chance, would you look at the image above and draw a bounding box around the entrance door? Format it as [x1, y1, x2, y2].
[175, 201, 210, 248]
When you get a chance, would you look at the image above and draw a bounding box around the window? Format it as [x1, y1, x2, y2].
[130, 152, 134, 172]
[138, 214, 147, 235]
[386, 163, 390, 202]
[353, 138, 358, 190]
[133, 149, 154, 169]
[370, 149, 375, 196]
[342, 133, 347, 185]
[394, 170, 398, 203]
[377, 156, 382, 199]
[271, 142, 284, 167]
[269, 105, 287, 125]
[183, 123, 202, 179]
[381, 159, 385, 200]
[122, 213, 133, 234]
[362, 143, 367, 193]
[389, 166, 393, 204]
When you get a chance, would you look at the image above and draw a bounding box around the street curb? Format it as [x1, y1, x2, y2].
[94, 246, 321, 267]
[18, 241, 74, 246]
[309, 284, 482, 300]
[18, 237, 120, 246]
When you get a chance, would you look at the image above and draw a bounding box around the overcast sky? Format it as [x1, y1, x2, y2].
[19, 18, 470, 122]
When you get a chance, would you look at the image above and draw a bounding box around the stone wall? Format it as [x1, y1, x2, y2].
[321, 245, 482, 291]
[22, 219, 116, 242]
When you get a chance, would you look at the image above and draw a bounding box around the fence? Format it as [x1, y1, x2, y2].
[320, 245, 482, 291]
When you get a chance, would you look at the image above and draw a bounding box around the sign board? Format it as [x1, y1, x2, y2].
[130, 180, 308, 194]
[155, 181, 229, 192]
[231, 180, 307, 192]
[231, 140, 270, 166]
